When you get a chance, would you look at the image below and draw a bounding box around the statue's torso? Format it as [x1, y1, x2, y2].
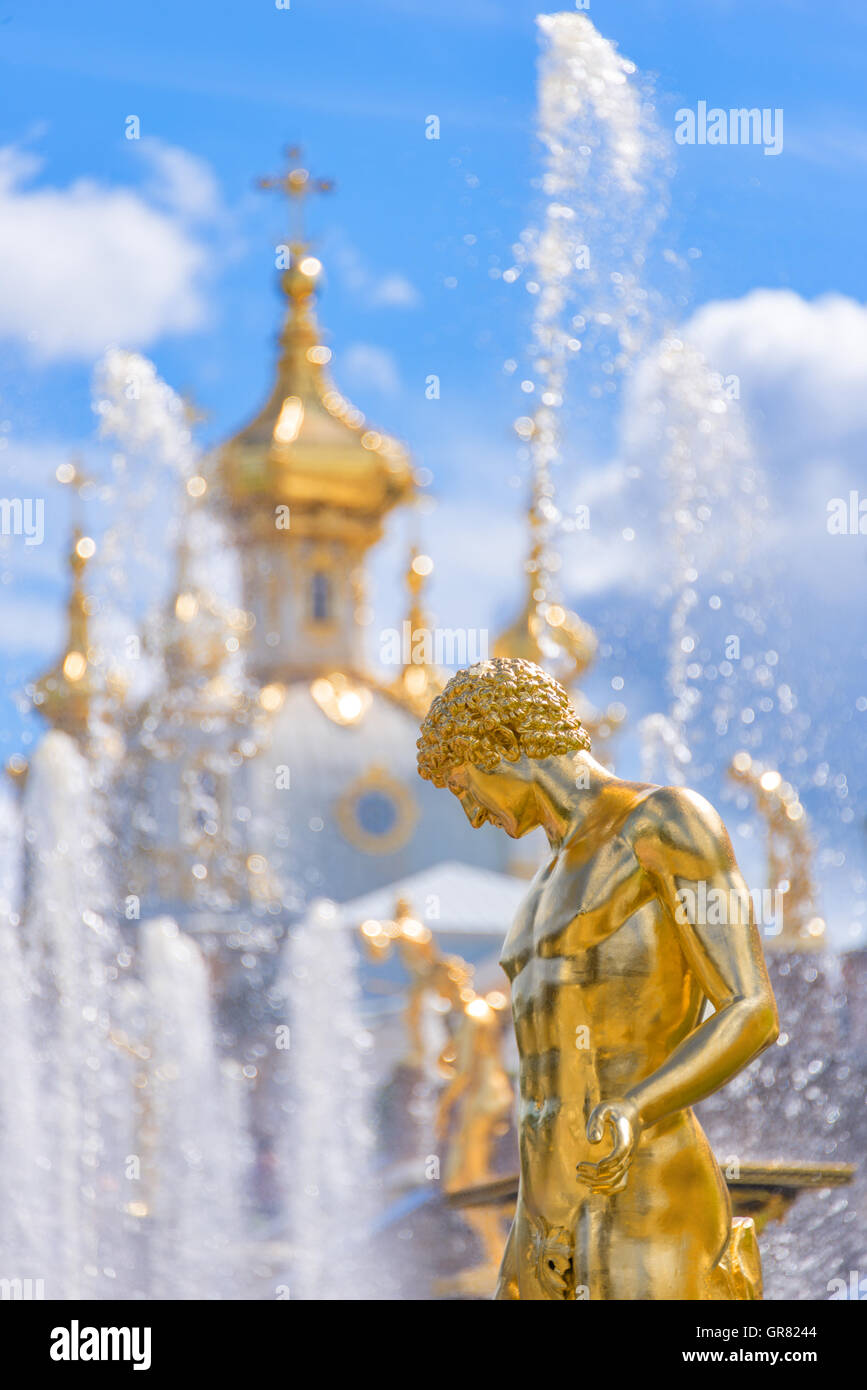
[499, 783, 710, 1229]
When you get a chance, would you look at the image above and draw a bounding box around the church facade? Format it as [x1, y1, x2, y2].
[30, 157, 523, 1008]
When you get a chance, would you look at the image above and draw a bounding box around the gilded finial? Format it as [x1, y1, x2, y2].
[217, 149, 415, 689]
[388, 547, 445, 717]
[494, 451, 597, 685]
[162, 506, 252, 689]
[256, 144, 334, 245]
[31, 527, 100, 740]
[181, 393, 209, 430]
[5, 754, 29, 790]
[492, 449, 625, 752]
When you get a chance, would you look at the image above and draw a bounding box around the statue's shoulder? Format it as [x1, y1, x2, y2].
[563, 779, 657, 852]
[628, 784, 733, 867]
[633, 782, 722, 824]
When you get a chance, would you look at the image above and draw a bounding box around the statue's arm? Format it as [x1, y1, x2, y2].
[434, 1052, 471, 1137]
[628, 784, 779, 1129]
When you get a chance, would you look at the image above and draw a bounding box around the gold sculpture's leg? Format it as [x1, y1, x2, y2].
[576, 1118, 754, 1300]
[712, 1217, 763, 1300]
[500, 1116, 763, 1301]
[494, 1218, 521, 1300]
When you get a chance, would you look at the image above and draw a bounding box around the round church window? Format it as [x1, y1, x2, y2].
[355, 789, 398, 836]
[335, 765, 418, 855]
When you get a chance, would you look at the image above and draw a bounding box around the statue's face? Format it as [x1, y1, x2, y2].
[445, 759, 539, 839]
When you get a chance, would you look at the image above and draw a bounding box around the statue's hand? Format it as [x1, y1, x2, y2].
[576, 1098, 642, 1194]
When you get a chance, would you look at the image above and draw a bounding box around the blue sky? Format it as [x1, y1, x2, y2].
[1, 0, 866, 939]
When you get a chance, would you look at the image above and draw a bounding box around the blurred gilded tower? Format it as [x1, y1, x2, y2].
[217, 223, 415, 685]
[27, 150, 614, 924]
[119, 149, 517, 930]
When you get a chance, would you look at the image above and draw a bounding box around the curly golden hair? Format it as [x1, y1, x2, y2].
[416, 658, 590, 787]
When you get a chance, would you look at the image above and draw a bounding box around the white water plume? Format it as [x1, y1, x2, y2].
[518, 12, 670, 618]
[11, 735, 253, 1298]
[93, 349, 196, 474]
[627, 332, 823, 823]
[88, 349, 242, 711]
[631, 337, 760, 765]
[639, 710, 692, 786]
[21, 730, 135, 1298]
[529, 14, 668, 442]
[0, 783, 45, 1284]
[138, 917, 250, 1299]
[278, 901, 381, 1300]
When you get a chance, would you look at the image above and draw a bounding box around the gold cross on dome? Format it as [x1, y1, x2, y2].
[257, 145, 334, 243]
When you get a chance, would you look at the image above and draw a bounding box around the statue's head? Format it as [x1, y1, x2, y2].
[416, 658, 590, 837]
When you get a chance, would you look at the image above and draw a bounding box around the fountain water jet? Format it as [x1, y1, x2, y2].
[137, 917, 250, 1299]
[0, 781, 46, 1288]
[20, 730, 135, 1298]
[515, 12, 670, 669]
[627, 337, 760, 783]
[277, 901, 383, 1300]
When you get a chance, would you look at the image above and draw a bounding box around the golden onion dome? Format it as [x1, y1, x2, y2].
[31, 529, 104, 740]
[217, 250, 414, 524]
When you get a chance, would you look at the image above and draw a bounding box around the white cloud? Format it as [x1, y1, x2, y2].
[609, 290, 867, 606]
[685, 289, 867, 455]
[138, 137, 221, 220]
[339, 342, 401, 395]
[330, 239, 421, 310]
[512, 290, 867, 614]
[681, 290, 867, 590]
[368, 273, 421, 309]
[365, 290, 867, 625]
[0, 142, 219, 362]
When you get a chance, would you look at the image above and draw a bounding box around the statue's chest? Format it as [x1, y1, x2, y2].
[500, 833, 650, 980]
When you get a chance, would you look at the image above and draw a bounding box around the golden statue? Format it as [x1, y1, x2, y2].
[727, 751, 826, 950]
[359, 898, 475, 1068]
[418, 658, 779, 1300]
[435, 991, 513, 1194]
[433, 991, 515, 1299]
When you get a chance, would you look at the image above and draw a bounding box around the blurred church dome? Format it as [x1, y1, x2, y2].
[217, 247, 414, 531]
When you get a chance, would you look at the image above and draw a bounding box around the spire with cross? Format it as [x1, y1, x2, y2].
[256, 145, 334, 246]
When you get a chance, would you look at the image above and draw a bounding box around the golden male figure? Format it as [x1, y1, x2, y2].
[417, 659, 779, 1300]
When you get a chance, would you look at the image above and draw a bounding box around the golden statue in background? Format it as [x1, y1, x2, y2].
[418, 658, 779, 1300]
[432, 990, 515, 1298]
[436, 991, 513, 1193]
[359, 899, 474, 1068]
[728, 752, 826, 950]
